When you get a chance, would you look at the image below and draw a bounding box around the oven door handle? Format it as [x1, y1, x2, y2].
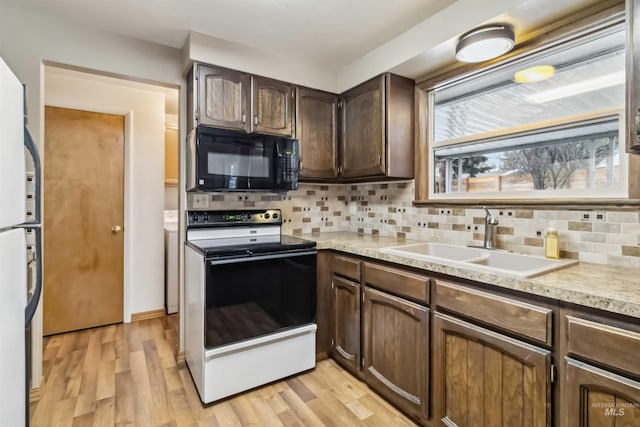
[208, 250, 317, 265]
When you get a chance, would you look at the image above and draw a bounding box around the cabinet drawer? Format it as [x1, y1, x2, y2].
[565, 315, 640, 376]
[363, 262, 430, 304]
[333, 254, 361, 281]
[435, 280, 553, 346]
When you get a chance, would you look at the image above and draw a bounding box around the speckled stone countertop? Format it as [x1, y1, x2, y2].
[302, 232, 640, 319]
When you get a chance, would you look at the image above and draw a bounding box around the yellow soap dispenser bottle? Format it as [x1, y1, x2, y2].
[545, 226, 560, 259]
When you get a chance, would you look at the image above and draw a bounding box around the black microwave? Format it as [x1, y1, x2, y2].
[186, 127, 299, 192]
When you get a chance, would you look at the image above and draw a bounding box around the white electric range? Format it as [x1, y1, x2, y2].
[184, 208, 317, 403]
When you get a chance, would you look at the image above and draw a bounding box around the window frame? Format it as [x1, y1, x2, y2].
[429, 109, 628, 200]
[413, 1, 640, 207]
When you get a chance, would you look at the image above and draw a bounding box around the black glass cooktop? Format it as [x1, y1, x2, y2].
[187, 235, 316, 259]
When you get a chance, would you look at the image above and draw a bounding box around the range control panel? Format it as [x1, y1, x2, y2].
[187, 209, 282, 228]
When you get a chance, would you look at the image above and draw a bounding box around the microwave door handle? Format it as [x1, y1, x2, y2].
[275, 142, 283, 185]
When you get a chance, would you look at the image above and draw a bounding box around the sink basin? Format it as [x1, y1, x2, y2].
[380, 243, 486, 262]
[380, 243, 577, 278]
[466, 251, 578, 277]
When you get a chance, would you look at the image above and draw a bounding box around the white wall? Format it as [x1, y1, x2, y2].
[0, 1, 188, 389]
[46, 70, 166, 318]
[0, 3, 184, 148]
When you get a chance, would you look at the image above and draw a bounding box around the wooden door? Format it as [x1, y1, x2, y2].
[340, 75, 385, 178]
[563, 358, 640, 427]
[197, 65, 250, 132]
[44, 106, 124, 335]
[295, 87, 338, 179]
[362, 286, 429, 421]
[252, 76, 293, 136]
[433, 312, 551, 427]
[332, 275, 360, 375]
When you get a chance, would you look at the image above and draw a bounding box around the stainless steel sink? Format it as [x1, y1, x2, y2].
[380, 243, 578, 278]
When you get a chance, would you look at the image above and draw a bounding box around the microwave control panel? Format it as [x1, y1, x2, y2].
[281, 140, 299, 185]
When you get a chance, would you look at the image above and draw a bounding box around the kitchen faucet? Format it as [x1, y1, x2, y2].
[483, 207, 499, 249]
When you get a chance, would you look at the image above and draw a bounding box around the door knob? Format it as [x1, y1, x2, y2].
[111, 225, 122, 234]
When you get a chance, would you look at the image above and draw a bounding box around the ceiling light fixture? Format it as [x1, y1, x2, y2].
[513, 65, 556, 83]
[455, 24, 515, 63]
[526, 71, 625, 103]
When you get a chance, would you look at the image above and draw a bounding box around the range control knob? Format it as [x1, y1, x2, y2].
[273, 213, 279, 219]
[246, 214, 253, 220]
[264, 213, 271, 219]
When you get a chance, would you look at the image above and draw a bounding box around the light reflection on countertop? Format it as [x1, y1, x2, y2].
[303, 231, 640, 319]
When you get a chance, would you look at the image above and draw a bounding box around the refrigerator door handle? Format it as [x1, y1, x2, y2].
[24, 226, 41, 325]
[23, 127, 41, 225]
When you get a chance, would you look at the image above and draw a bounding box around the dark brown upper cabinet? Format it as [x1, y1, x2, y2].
[628, 0, 640, 153]
[195, 64, 250, 132]
[295, 87, 339, 179]
[339, 73, 414, 179]
[191, 63, 293, 136]
[252, 76, 294, 136]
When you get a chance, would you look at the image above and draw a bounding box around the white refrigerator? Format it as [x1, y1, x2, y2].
[0, 55, 42, 426]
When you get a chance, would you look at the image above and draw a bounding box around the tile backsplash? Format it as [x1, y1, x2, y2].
[187, 181, 640, 268]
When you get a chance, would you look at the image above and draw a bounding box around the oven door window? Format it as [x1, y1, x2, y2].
[205, 253, 316, 349]
[197, 134, 276, 190]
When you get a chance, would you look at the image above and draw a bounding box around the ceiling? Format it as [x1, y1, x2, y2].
[21, 0, 455, 70]
[19, 0, 611, 91]
[22, 0, 600, 78]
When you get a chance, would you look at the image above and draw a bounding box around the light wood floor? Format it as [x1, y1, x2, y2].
[31, 315, 417, 426]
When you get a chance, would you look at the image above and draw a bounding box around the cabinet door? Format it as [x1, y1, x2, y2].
[563, 358, 640, 427]
[340, 75, 386, 178]
[627, 0, 640, 153]
[197, 65, 250, 132]
[363, 286, 429, 421]
[164, 126, 179, 185]
[332, 275, 360, 375]
[252, 76, 293, 136]
[433, 312, 551, 427]
[296, 87, 338, 179]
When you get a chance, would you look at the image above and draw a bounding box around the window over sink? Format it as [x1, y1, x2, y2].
[416, 10, 639, 203]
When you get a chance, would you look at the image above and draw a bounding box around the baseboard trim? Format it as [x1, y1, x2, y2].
[131, 309, 166, 322]
[176, 351, 186, 364]
[29, 386, 41, 403]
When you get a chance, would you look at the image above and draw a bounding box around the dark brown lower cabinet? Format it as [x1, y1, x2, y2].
[433, 312, 552, 427]
[563, 358, 640, 427]
[362, 286, 429, 422]
[332, 275, 360, 375]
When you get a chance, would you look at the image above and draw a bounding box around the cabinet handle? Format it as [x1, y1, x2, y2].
[242, 112, 246, 124]
[378, 155, 382, 166]
[254, 115, 258, 126]
[338, 166, 343, 176]
[636, 108, 640, 140]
